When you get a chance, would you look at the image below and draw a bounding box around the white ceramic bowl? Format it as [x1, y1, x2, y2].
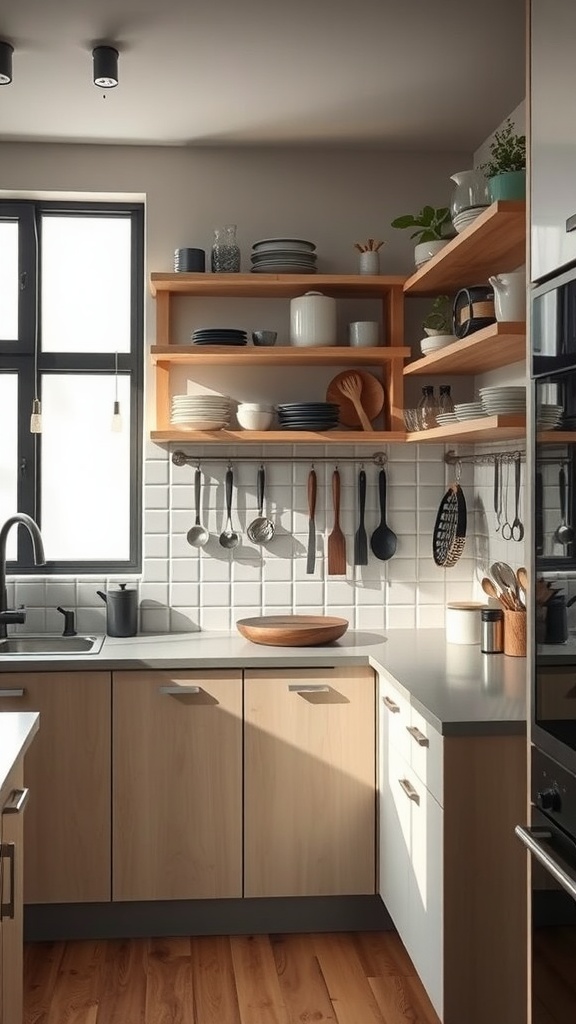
[237, 405, 274, 430]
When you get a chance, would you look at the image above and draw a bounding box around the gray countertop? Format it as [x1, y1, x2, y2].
[0, 628, 527, 737]
[0, 712, 39, 793]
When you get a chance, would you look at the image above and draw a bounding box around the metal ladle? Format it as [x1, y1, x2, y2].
[246, 465, 275, 545]
[219, 466, 240, 549]
[186, 467, 209, 548]
[554, 466, 575, 546]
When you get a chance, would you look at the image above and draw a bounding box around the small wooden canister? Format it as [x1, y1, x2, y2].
[503, 610, 527, 657]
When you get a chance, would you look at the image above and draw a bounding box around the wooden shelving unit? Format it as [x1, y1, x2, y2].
[403, 322, 526, 377]
[403, 201, 526, 296]
[149, 274, 407, 439]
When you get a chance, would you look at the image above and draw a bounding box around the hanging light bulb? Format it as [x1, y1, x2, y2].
[111, 352, 123, 432]
[30, 398, 42, 434]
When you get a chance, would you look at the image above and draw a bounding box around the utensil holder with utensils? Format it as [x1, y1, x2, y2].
[503, 609, 527, 657]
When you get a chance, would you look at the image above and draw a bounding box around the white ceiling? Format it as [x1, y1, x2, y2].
[0, 0, 526, 149]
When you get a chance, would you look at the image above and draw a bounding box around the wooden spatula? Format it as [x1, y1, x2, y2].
[337, 372, 373, 431]
[328, 468, 347, 575]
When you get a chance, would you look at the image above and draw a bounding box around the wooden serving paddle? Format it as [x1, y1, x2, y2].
[328, 468, 347, 575]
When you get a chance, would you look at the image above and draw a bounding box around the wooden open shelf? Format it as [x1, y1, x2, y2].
[537, 431, 576, 443]
[150, 429, 408, 444]
[405, 414, 526, 444]
[150, 273, 407, 298]
[403, 202, 527, 296]
[152, 344, 411, 367]
[403, 322, 526, 377]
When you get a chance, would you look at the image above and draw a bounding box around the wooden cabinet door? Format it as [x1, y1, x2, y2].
[244, 667, 375, 897]
[113, 670, 242, 901]
[0, 673, 111, 904]
[1, 759, 25, 1024]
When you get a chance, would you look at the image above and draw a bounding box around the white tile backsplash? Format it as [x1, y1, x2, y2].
[6, 439, 525, 633]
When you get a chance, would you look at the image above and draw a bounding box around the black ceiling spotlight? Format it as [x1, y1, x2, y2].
[0, 41, 14, 85]
[92, 45, 119, 89]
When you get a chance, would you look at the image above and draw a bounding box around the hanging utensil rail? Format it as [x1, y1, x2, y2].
[172, 449, 388, 467]
[445, 449, 525, 466]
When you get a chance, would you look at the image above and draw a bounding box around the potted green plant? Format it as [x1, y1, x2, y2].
[482, 118, 526, 201]
[420, 295, 457, 355]
[391, 205, 452, 267]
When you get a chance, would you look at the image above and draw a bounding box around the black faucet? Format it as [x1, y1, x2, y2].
[0, 514, 46, 639]
[56, 606, 77, 637]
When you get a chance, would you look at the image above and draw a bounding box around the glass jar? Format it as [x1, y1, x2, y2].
[439, 384, 454, 414]
[449, 170, 490, 219]
[417, 385, 439, 429]
[211, 225, 241, 273]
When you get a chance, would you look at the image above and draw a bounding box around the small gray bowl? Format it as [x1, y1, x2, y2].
[252, 330, 277, 347]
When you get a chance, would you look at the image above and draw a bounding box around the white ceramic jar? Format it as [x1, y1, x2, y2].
[289, 291, 337, 347]
[445, 602, 486, 645]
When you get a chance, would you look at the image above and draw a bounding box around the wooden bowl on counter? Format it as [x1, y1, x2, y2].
[236, 615, 349, 647]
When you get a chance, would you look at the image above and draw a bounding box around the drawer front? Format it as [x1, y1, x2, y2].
[407, 706, 444, 808]
[379, 676, 411, 764]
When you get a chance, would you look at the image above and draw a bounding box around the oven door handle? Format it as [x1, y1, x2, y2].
[515, 824, 576, 901]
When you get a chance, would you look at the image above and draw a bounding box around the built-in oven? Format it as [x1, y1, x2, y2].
[516, 747, 576, 1021]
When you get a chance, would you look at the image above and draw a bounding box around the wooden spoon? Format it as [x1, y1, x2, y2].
[481, 576, 515, 610]
[516, 567, 528, 591]
[337, 372, 373, 432]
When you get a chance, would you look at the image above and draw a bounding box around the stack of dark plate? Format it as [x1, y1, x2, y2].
[276, 402, 339, 431]
[250, 238, 317, 274]
[174, 247, 205, 272]
[192, 328, 247, 346]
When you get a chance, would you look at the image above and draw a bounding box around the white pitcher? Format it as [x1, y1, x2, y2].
[488, 269, 526, 322]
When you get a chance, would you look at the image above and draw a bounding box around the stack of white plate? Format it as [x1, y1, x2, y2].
[536, 403, 564, 429]
[436, 411, 459, 426]
[479, 386, 526, 416]
[250, 238, 317, 274]
[170, 394, 231, 431]
[454, 401, 487, 421]
[452, 207, 489, 233]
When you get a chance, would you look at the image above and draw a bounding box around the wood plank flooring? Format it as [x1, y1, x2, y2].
[24, 931, 441, 1024]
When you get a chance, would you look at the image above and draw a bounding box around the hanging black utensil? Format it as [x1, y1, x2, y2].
[370, 468, 397, 561]
[432, 481, 467, 567]
[354, 469, 368, 566]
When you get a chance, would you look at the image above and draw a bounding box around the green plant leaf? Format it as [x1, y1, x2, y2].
[391, 215, 417, 229]
[420, 206, 435, 225]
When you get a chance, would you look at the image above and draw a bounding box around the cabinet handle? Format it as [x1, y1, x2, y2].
[0, 843, 15, 920]
[398, 778, 420, 804]
[383, 695, 400, 713]
[0, 689, 25, 698]
[406, 725, 429, 747]
[3, 788, 29, 815]
[158, 685, 200, 695]
[288, 684, 330, 693]
[566, 214, 576, 233]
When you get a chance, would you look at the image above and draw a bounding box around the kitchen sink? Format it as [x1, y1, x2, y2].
[0, 635, 104, 656]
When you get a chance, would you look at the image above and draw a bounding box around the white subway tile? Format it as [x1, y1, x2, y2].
[169, 608, 201, 632]
[145, 460, 169, 486]
[417, 605, 446, 628]
[233, 581, 262, 605]
[171, 582, 200, 607]
[201, 607, 231, 631]
[387, 606, 416, 628]
[201, 582, 232, 606]
[144, 534, 169, 559]
[171, 558, 200, 582]
[45, 581, 77, 607]
[145, 485, 169, 510]
[140, 607, 170, 634]
[140, 582, 169, 604]
[76, 607, 107, 633]
[143, 559, 169, 583]
[356, 605, 385, 630]
[145, 510, 169, 534]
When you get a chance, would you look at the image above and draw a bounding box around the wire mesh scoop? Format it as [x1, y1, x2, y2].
[432, 470, 467, 568]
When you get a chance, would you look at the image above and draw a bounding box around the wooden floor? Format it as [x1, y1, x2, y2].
[24, 930, 441, 1024]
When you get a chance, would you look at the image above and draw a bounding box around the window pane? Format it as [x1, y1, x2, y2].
[0, 374, 19, 559]
[41, 216, 132, 353]
[40, 374, 131, 561]
[0, 221, 19, 341]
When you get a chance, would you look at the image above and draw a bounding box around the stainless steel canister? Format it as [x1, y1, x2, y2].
[481, 608, 504, 654]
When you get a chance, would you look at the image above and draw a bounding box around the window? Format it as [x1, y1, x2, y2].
[0, 200, 144, 573]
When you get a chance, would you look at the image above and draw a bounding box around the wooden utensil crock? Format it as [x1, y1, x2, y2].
[503, 609, 527, 657]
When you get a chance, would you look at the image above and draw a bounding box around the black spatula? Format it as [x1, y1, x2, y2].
[354, 469, 368, 565]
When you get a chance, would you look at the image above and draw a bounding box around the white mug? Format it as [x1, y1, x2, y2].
[349, 321, 379, 347]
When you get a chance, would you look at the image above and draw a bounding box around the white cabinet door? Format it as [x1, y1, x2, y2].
[378, 734, 411, 933]
[531, 0, 576, 280]
[405, 762, 444, 1021]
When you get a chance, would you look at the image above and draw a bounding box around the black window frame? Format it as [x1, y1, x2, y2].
[0, 199, 144, 575]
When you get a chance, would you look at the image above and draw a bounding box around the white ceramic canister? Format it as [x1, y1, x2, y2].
[289, 291, 337, 347]
[487, 268, 526, 322]
[445, 602, 486, 645]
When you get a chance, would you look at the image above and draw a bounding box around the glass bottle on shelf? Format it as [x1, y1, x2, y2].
[439, 384, 454, 414]
[417, 385, 439, 429]
[211, 225, 241, 273]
